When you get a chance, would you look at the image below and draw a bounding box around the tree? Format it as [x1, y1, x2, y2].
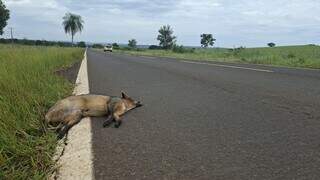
[0, 0, 9, 35]
[112, 42, 120, 49]
[128, 39, 137, 48]
[62, 12, 84, 44]
[157, 25, 176, 49]
[77, 41, 86, 48]
[200, 34, 216, 48]
[268, 42, 276, 47]
[92, 43, 103, 49]
[35, 40, 42, 46]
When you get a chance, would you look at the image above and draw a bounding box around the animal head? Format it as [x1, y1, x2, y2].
[121, 92, 143, 110]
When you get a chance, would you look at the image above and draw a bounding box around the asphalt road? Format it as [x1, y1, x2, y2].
[87, 49, 320, 180]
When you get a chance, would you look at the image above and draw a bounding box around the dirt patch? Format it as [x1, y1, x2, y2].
[55, 61, 81, 83]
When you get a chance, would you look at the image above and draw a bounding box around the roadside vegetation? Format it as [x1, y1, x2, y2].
[0, 44, 83, 179]
[116, 45, 320, 69]
[110, 25, 320, 69]
[0, 38, 86, 47]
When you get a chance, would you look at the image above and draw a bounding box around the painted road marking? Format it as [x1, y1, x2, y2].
[141, 56, 157, 59]
[181, 60, 274, 73]
[53, 49, 94, 180]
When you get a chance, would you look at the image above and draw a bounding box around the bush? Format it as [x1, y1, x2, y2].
[0, 38, 74, 47]
[57, 41, 73, 47]
[112, 43, 120, 49]
[120, 46, 132, 51]
[297, 58, 305, 64]
[149, 45, 162, 50]
[172, 44, 195, 53]
[77, 41, 86, 48]
[241, 57, 247, 62]
[287, 53, 296, 58]
[232, 46, 245, 56]
[92, 43, 103, 49]
[268, 42, 276, 47]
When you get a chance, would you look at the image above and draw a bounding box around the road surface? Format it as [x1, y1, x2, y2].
[87, 49, 320, 180]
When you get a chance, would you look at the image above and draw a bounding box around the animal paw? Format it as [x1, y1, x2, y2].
[57, 132, 64, 140]
[114, 121, 121, 128]
[103, 120, 112, 128]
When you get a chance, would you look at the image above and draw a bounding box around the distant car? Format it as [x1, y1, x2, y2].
[104, 45, 113, 52]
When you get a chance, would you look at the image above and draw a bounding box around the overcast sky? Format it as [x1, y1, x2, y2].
[1, 0, 320, 47]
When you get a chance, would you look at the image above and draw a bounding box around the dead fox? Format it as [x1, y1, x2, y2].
[45, 92, 142, 139]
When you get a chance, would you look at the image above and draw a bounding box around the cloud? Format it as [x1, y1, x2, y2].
[5, 0, 67, 23]
[2, 0, 320, 47]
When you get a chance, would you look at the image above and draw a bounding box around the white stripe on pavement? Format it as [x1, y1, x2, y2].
[53, 48, 94, 180]
[181, 60, 274, 73]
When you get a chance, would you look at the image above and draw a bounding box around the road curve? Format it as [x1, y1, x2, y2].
[87, 49, 320, 180]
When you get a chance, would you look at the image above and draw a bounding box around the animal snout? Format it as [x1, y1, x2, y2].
[136, 101, 143, 107]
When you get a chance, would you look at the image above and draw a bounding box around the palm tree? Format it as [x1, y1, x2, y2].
[62, 13, 84, 44]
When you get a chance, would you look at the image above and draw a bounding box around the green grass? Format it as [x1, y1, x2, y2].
[0, 44, 84, 179]
[116, 45, 320, 69]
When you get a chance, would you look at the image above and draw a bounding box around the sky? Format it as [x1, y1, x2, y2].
[1, 0, 320, 47]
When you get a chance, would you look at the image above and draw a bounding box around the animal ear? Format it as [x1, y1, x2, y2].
[121, 92, 129, 99]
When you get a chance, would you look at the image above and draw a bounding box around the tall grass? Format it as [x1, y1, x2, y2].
[0, 44, 83, 179]
[116, 45, 320, 69]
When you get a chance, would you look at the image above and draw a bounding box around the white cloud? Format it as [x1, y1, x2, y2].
[1, 0, 320, 47]
[5, 0, 67, 22]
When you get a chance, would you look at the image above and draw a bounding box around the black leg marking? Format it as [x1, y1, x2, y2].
[103, 120, 113, 127]
[114, 121, 122, 128]
[57, 125, 71, 139]
[103, 115, 114, 128]
[55, 123, 63, 133]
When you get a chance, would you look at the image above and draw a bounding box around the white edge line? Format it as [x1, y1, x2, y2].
[53, 48, 94, 180]
[181, 60, 274, 73]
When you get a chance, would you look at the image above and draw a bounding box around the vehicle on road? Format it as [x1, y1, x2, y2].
[104, 45, 113, 52]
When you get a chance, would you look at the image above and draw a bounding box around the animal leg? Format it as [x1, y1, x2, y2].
[47, 122, 63, 132]
[55, 123, 64, 132]
[103, 114, 114, 128]
[111, 103, 125, 128]
[57, 111, 82, 139]
[113, 113, 122, 128]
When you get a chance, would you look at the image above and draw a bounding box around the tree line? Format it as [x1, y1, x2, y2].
[125, 25, 276, 51]
[0, 38, 87, 47]
[117, 25, 216, 52]
[120, 25, 216, 53]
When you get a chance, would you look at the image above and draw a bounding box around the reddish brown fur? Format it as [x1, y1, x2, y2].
[45, 92, 142, 139]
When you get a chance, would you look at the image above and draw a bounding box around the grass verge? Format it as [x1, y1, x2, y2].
[0, 44, 84, 179]
[115, 45, 320, 69]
